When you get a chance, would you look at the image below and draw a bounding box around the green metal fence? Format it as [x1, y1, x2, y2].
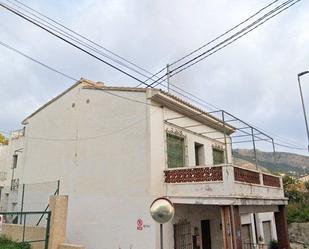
[0, 211, 51, 249]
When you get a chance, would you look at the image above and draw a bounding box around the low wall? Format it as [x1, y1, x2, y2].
[289, 222, 309, 247]
[0, 223, 46, 249]
[58, 243, 85, 249]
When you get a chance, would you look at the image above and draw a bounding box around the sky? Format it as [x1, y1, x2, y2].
[0, 0, 308, 155]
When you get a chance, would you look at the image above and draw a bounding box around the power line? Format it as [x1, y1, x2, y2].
[150, 0, 299, 88]
[0, 2, 151, 87]
[8, 0, 157, 81]
[5, 0, 172, 89]
[167, 0, 300, 80]
[0, 39, 159, 107]
[169, 0, 280, 67]
[141, 0, 283, 88]
[0, 40, 78, 81]
[4, 0, 160, 83]
[0, 109, 161, 142]
[0, 0, 306, 151]
[149, 0, 298, 88]
[4, 0, 174, 92]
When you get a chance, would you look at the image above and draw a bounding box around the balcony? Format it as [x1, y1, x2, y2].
[164, 165, 287, 206]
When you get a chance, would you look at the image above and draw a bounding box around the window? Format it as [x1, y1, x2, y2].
[167, 133, 185, 168]
[194, 142, 205, 166]
[12, 154, 18, 169]
[212, 148, 224, 165]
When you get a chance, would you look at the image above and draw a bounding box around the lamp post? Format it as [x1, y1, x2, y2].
[297, 71, 309, 152]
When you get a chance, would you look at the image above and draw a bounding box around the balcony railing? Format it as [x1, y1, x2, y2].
[165, 166, 223, 183]
[164, 165, 281, 188]
[164, 164, 284, 203]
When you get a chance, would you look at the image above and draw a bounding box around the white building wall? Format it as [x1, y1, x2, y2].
[1, 83, 279, 248]
[19, 85, 159, 249]
[0, 144, 9, 187]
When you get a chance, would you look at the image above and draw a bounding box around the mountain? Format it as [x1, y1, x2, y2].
[233, 149, 309, 177]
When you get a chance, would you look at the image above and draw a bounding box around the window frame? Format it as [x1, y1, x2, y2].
[194, 142, 205, 166]
[166, 132, 186, 169]
[212, 147, 225, 165]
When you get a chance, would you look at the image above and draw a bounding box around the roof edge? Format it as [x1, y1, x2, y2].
[22, 78, 91, 125]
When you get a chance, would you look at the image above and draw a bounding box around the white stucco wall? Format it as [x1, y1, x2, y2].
[0, 83, 281, 249]
[17, 85, 159, 249]
[0, 144, 9, 186]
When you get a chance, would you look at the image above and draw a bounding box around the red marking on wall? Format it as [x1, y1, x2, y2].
[137, 219, 143, 230]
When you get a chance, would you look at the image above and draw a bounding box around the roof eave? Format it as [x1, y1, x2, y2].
[150, 91, 235, 135]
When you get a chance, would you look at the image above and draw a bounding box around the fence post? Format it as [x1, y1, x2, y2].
[48, 196, 68, 249]
[22, 214, 26, 242]
[20, 184, 25, 224]
[45, 211, 51, 249]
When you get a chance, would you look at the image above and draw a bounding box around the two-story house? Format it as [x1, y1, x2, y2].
[1, 78, 289, 249]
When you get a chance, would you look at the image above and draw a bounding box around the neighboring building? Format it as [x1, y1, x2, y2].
[0, 143, 9, 196]
[0, 78, 289, 249]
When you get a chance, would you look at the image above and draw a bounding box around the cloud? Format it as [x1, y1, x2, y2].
[0, 0, 308, 154]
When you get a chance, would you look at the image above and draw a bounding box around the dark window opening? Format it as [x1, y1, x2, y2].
[194, 142, 205, 166]
[12, 154, 18, 169]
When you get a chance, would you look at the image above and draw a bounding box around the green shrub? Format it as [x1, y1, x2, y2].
[287, 203, 309, 224]
[269, 239, 279, 249]
[0, 236, 31, 249]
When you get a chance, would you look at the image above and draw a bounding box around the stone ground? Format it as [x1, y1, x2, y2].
[289, 223, 309, 249]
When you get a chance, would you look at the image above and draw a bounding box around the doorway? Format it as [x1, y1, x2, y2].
[201, 220, 211, 249]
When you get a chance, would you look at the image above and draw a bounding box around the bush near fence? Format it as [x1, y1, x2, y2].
[0, 235, 30, 249]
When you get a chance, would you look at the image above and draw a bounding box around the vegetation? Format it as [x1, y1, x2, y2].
[269, 240, 279, 249]
[233, 149, 309, 177]
[0, 132, 8, 145]
[0, 236, 30, 249]
[283, 175, 309, 223]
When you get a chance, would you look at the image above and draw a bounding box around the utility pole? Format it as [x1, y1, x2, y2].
[166, 64, 170, 93]
[297, 71, 309, 152]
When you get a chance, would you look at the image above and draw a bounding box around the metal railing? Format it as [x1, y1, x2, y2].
[36, 180, 59, 226]
[0, 211, 51, 249]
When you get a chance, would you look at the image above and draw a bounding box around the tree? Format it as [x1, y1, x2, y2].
[282, 175, 303, 203]
[0, 133, 8, 145]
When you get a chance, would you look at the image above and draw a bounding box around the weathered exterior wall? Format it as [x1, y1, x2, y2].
[0, 83, 286, 249]
[18, 85, 156, 249]
[0, 144, 8, 187]
[163, 204, 223, 249]
[0, 223, 46, 249]
[0, 133, 25, 212]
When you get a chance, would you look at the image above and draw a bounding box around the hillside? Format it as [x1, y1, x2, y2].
[233, 149, 309, 177]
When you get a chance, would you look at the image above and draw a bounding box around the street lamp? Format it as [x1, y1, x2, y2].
[297, 71, 309, 152]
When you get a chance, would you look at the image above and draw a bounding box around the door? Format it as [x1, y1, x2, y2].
[262, 221, 272, 246]
[201, 220, 211, 249]
[174, 220, 192, 249]
[241, 224, 253, 248]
